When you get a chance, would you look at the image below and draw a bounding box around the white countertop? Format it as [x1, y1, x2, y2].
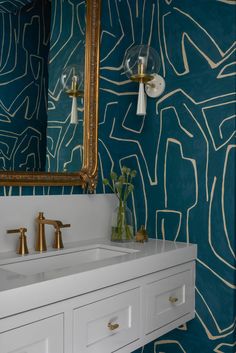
[0, 238, 197, 319]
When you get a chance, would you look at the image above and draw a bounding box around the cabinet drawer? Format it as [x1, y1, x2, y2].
[145, 268, 194, 334]
[0, 314, 63, 353]
[73, 287, 140, 353]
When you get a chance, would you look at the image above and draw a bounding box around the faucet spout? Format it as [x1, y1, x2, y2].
[38, 219, 70, 230]
[35, 212, 47, 252]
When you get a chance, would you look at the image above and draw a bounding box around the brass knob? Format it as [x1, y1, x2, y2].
[107, 322, 119, 331]
[169, 296, 178, 304]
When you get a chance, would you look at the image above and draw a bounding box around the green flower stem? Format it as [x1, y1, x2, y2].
[103, 166, 136, 242]
[111, 201, 133, 241]
[117, 201, 124, 240]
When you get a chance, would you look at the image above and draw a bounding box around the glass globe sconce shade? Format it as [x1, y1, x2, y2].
[123, 45, 160, 82]
[123, 45, 165, 115]
[61, 64, 84, 124]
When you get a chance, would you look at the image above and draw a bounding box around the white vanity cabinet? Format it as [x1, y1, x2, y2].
[0, 239, 197, 353]
[0, 314, 64, 353]
[71, 261, 195, 353]
[73, 287, 141, 353]
[0, 262, 195, 353]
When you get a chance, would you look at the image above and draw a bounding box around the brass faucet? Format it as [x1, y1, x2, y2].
[35, 212, 46, 251]
[35, 212, 71, 251]
[7, 227, 29, 255]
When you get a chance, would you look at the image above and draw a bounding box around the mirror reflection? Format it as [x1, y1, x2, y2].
[47, 0, 86, 172]
[0, 0, 86, 173]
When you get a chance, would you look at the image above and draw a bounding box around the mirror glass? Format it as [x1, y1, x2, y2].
[0, 0, 100, 188]
[47, 0, 86, 173]
[0, 0, 85, 173]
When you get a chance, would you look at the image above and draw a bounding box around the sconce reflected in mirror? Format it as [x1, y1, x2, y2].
[61, 64, 84, 125]
[123, 45, 165, 115]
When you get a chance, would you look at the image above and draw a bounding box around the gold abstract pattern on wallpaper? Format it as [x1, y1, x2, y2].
[98, 0, 236, 352]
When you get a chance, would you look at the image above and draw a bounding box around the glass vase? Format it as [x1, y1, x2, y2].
[111, 201, 134, 242]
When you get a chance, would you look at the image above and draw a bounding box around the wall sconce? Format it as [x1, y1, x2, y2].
[123, 45, 165, 115]
[61, 64, 84, 124]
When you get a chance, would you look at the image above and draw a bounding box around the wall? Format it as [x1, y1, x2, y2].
[0, 193, 116, 253]
[0, 0, 85, 178]
[0, 0, 85, 195]
[0, 0, 235, 352]
[98, 0, 236, 352]
[0, 0, 32, 13]
[46, 0, 85, 172]
[0, 0, 50, 172]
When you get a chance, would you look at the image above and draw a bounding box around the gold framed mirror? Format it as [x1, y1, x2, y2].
[0, 0, 101, 191]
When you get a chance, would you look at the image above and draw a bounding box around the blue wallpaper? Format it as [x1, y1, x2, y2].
[98, 0, 236, 352]
[0, 1, 235, 352]
[0, 0, 33, 13]
[0, 0, 84, 194]
[0, 0, 50, 172]
[46, 0, 85, 173]
[0, 0, 85, 177]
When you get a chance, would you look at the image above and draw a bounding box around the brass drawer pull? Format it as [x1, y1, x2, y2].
[169, 296, 178, 304]
[108, 322, 119, 331]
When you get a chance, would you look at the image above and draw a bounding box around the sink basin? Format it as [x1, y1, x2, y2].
[1, 245, 136, 276]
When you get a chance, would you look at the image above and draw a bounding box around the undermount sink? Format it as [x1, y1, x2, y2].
[1, 245, 136, 276]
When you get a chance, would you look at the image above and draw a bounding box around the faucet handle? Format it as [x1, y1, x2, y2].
[59, 223, 70, 229]
[53, 222, 70, 249]
[7, 227, 29, 255]
[53, 221, 71, 229]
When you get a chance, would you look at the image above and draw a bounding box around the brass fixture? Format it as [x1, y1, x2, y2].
[7, 227, 29, 255]
[36, 212, 71, 250]
[123, 45, 164, 115]
[61, 64, 84, 125]
[35, 212, 47, 252]
[107, 322, 119, 331]
[130, 65, 153, 83]
[169, 296, 178, 304]
[63, 66, 84, 98]
[135, 225, 148, 243]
